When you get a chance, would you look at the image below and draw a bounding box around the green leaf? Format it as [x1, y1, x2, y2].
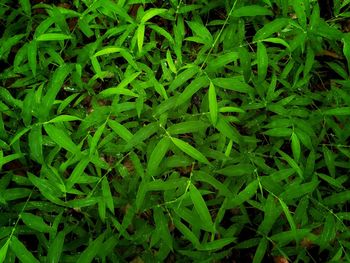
[141, 8, 167, 23]
[66, 157, 90, 189]
[232, 5, 273, 17]
[167, 121, 208, 135]
[198, 238, 235, 251]
[291, 132, 301, 162]
[280, 180, 319, 201]
[323, 146, 335, 177]
[323, 107, 350, 116]
[258, 194, 281, 235]
[76, 233, 105, 263]
[90, 122, 106, 155]
[257, 42, 268, 82]
[169, 66, 199, 92]
[146, 137, 170, 177]
[108, 120, 133, 142]
[41, 64, 72, 119]
[189, 183, 214, 231]
[149, 25, 175, 45]
[27, 172, 66, 206]
[227, 180, 259, 208]
[264, 128, 293, 137]
[253, 238, 268, 263]
[254, 18, 290, 41]
[19, 0, 31, 15]
[215, 116, 240, 143]
[98, 88, 139, 98]
[277, 149, 303, 178]
[171, 137, 210, 165]
[44, 124, 79, 154]
[342, 33, 350, 75]
[27, 40, 37, 76]
[187, 21, 213, 44]
[137, 23, 145, 53]
[124, 123, 159, 151]
[175, 76, 209, 106]
[166, 50, 177, 73]
[292, 0, 307, 28]
[9, 127, 30, 146]
[102, 177, 114, 213]
[208, 81, 218, 126]
[21, 212, 51, 232]
[10, 236, 40, 263]
[212, 78, 253, 94]
[278, 198, 298, 242]
[324, 191, 350, 206]
[0, 153, 23, 171]
[206, 52, 239, 73]
[153, 207, 173, 250]
[0, 239, 10, 263]
[47, 115, 82, 123]
[317, 173, 344, 189]
[173, 217, 200, 248]
[94, 47, 123, 57]
[28, 125, 43, 164]
[47, 231, 65, 263]
[262, 38, 290, 50]
[320, 214, 336, 251]
[194, 171, 232, 197]
[36, 33, 72, 41]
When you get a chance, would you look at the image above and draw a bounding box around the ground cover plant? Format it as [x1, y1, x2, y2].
[1, 0, 350, 262]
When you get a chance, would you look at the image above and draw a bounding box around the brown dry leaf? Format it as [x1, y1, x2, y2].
[274, 256, 289, 263]
[301, 238, 313, 249]
[130, 256, 144, 263]
[123, 158, 135, 173]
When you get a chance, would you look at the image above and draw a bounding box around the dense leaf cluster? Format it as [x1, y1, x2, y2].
[1, 0, 350, 262]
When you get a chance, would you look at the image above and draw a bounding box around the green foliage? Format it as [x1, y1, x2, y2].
[1, 0, 350, 262]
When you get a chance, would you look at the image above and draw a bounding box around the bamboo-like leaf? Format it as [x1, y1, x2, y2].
[141, 8, 167, 23]
[108, 120, 133, 142]
[277, 149, 303, 178]
[232, 5, 273, 17]
[253, 238, 268, 263]
[21, 212, 51, 232]
[102, 177, 114, 213]
[169, 66, 199, 92]
[0, 239, 10, 263]
[227, 180, 259, 208]
[36, 33, 72, 41]
[47, 231, 65, 263]
[137, 23, 145, 53]
[124, 123, 159, 151]
[175, 76, 209, 106]
[66, 157, 90, 189]
[291, 132, 301, 162]
[254, 18, 290, 41]
[189, 183, 214, 231]
[44, 124, 79, 154]
[278, 198, 298, 242]
[146, 137, 170, 177]
[257, 42, 268, 82]
[76, 233, 105, 263]
[28, 125, 43, 164]
[10, 236, 40, 263]
[198, 238, 235, 251]
[167, 121, 208, 135]
[27, 40, 37, 76]
[171, 137, 210, 165]
[90, 122, 106, 155]
[323, 146, 335, 177]
[208, 81, 218, 126]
